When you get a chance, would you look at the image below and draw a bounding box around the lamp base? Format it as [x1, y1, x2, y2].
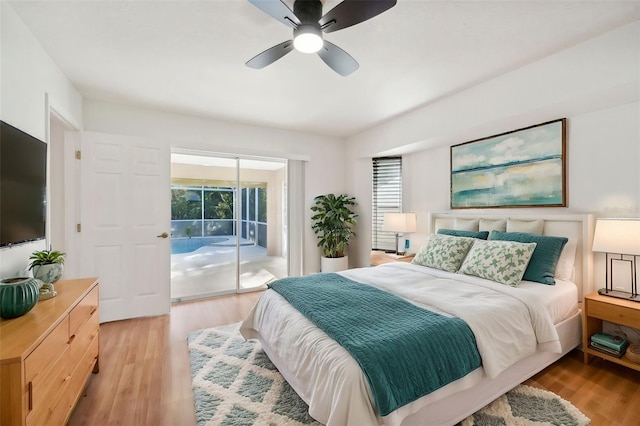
[598, 288, 640, 302]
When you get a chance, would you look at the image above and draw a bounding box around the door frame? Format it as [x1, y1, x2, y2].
[46, 93, 82, 277]
[170, 149, 289, 300]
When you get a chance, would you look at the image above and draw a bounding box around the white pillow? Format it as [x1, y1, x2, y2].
[458, 240, 537, 287]
[454, 218, 479, 231]
[555, 238, 577, 281]
[507, 219, 544, 234]
[479, 219, 506, 234]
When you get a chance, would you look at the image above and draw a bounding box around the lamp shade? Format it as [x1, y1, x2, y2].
[383, 213, 417, 233]
[592, 218, 640, 255]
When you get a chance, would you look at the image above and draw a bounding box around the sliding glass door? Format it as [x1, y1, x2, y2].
[170, 153, 288, 302]
[237, 159, 288, 291]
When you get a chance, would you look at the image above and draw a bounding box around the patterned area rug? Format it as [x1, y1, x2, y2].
[187, 323, 590, 426]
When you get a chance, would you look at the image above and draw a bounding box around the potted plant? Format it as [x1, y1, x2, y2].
[310, 193, 357, 272]
[28, 248, 66, 299]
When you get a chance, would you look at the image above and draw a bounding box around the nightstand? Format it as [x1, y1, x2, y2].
[582, 292, 640, 371]
[370, 250, 415, 266]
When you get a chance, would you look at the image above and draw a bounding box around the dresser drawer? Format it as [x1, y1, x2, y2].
[69, 286, 99, 336]
[69, 335, 99, 405]
[70, 307, 99, 367]
[26, 369, 71, 426]
[25, 316, 70, 385]
[587, 298, 640, 327]
[27, 346, 70, 423]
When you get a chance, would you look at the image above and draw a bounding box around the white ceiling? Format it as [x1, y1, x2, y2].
[9, 0, 640, 138]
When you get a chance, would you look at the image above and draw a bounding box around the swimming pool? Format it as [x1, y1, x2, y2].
[171, 237, 228, 254]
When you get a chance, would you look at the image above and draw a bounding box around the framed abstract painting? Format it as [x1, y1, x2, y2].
[451, 118, 566, 209]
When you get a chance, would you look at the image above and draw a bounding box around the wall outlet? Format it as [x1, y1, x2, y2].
[405, 239, 410, 250]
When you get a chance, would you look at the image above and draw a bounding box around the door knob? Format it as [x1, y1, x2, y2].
[156, 232, 169, 239]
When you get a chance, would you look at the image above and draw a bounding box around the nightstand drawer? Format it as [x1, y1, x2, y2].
[587, 299, 640, 327]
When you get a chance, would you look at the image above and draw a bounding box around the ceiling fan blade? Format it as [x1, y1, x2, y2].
[246, 40, 294, 69]
[319, 0, 397, 33]
[317, 40, 359, 76]
[248, 0, 301, 28]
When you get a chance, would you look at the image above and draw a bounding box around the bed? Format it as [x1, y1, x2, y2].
[240, 213, 594, 425]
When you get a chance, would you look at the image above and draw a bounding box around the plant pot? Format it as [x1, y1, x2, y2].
[0, 277, 40, 319]
[321, 256, 349, 273]
[32, 263, 64, 284]
[39, 282, 58, 300]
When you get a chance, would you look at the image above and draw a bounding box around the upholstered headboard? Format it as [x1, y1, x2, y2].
[430, 212, 595, 300]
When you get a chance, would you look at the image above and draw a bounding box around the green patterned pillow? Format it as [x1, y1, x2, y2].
[458, 240, 537, 287]
[412, 234, 476, 272]
[490, 231, 568, 285]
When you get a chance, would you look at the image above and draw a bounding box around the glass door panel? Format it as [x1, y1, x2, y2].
[238, 158, 288, 292]
[170, 155, 237, 301]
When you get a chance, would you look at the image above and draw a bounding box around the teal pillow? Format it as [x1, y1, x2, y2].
[490, 231, 568, 285]
[437, 229, 489, 240]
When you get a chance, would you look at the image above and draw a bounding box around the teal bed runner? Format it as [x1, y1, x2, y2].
[268, 273, 481, 416]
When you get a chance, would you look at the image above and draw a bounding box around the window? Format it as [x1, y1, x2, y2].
[171, 185, 235, 238]
[372, 156, 402, 251]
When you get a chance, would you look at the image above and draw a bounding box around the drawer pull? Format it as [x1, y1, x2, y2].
[69, 334, 76, 344]
[28, 381, 33, 410]
[90, 307, 98, 316]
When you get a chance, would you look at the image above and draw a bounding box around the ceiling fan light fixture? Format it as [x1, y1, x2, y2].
[293, 25, 323, 53]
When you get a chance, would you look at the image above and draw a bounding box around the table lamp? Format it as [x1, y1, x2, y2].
[383, 213, 417, 255]
[592, 218, 640, 301]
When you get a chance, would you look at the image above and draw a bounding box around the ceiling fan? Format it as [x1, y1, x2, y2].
[246, 0, 397, 76]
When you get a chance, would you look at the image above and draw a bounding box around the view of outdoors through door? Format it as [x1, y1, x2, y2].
[170, 153, 288, 302]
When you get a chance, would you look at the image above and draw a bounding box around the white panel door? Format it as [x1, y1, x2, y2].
[79, 131, 170, 322]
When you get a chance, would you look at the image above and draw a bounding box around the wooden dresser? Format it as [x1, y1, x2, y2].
[0, 277, 99, 426]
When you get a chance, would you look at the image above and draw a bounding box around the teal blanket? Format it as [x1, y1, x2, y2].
[268, 273, 481, 416]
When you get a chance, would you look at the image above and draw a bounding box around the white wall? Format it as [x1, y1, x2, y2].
[82, 100, 348, 274]
[346, 20, 640, 279]
[0, 3, 83, 278]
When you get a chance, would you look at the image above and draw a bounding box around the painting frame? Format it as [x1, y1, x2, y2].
[450, 118, 567, 209]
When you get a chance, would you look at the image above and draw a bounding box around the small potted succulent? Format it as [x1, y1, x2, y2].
[28, 248, 66, 299]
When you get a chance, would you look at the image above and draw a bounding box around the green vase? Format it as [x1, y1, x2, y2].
[0, 277, 41, 319]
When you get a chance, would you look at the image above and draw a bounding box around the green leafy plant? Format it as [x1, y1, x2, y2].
[311, 194, 357, 258]
[28, 248, 66, 270]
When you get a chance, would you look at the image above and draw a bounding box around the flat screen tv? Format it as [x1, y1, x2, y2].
[0, 120, 47, 247]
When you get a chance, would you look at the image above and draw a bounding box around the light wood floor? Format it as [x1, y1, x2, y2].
[69, 292, 640, 426]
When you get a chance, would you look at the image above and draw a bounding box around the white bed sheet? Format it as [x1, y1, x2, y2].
[240, 263, 579, 426]
[515, 278, 578, 324]
[357, 263, 578, 326]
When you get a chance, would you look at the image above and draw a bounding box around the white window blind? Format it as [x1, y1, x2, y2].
[372, 156, 402, 251]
